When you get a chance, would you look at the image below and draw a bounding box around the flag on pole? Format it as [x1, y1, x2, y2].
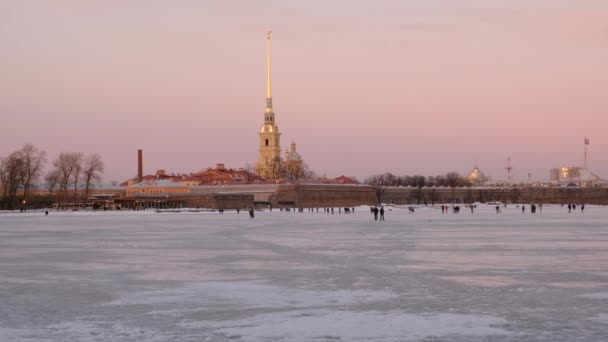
[585, 137, 590, 145]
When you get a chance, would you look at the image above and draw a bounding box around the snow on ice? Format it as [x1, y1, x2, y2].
[1, 204, 608, 341]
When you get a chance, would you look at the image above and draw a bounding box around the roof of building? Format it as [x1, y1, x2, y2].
[128, 180, 188, 188]
[334, 175, 357, 184]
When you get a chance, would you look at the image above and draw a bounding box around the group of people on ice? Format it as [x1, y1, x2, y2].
[370, 206, 385, 221]
[242, 202, 588, 220]
[520, 203, 540, 213]
[566, 203, 585, 213]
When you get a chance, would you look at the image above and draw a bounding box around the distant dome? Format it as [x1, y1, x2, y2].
[467, 165, 488, 185]
[287, 151, 302, 161]
[469, 166, 481, 180]
[287, 141, 302, 161]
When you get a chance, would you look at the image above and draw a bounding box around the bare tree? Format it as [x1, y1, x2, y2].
[302, 163, 316, 179]
[253, 162, 265, 179]
[284, 160, 304, 180]
[413, 175, 426, 205]
[0, 152, 26, 209]
[82, 153, 104, 202]
[429, 187, 437, 205]
[45, 170, 60, 197]
[0, 159, 7, 206]
[54, 152, 82, 200]
[365, 173, 392, 205]
[446, 172, 462, 203]
[55, 153, 71, 199]
[18, 144, 47, 201]
[243, 163, 257, 182]
[284, 160, 316, 181]
[269, 156, 283, 181]
[71, 153, 84, 198]
[0, 158, 11, 209]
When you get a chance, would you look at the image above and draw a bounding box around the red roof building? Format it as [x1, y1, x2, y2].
[121, 164, 255, 187]
[334, 175, 358, 184]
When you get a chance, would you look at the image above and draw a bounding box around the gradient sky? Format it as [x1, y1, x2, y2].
[1, 0, 607, 182]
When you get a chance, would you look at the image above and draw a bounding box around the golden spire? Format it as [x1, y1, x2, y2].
[265, 31, 273, 113]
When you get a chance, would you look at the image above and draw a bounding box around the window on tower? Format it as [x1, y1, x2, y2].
[265, 139, 269, 147]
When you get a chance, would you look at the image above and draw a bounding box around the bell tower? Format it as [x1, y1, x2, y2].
[256, 31, 281, 179]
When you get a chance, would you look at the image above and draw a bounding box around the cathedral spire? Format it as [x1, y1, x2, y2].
[256, 31, 281, 180]
[265, 31, 273, 113]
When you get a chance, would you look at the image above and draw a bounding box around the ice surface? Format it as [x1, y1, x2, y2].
[2, 204, 608, 341]
[181, 310, 510, 341]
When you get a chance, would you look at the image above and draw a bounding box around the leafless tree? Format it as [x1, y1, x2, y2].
[71, 153, 84, 197]
[365, 173, 393, 205]
[82, 153, 104, 202]
[284, 160, 304, 180]
[54, 152, 81, 199]
[429, 187, 437, 205]
[0, 159, 7, 205]
[0, 152, 26, 209]
[243, 163, 257, 182]
[446, 172, 462, 203]
[286, 160, 316, 181]
[45, 170, 60, 197]
[413, 175, 426, 205]
[55, 153, 71, 199]
[303, 163, 316, 179]
[253, 163, 265, 179]
[18, 144, 47, 201]
[269, 156, 283, 180]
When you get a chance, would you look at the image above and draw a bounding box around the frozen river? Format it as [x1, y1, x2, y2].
[2, 204, 608, 341]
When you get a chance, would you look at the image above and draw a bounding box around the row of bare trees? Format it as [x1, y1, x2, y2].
[45, 152, 104, 201]
[364, 172, 471, 204]
[0, 144, 47, 210]
[0, 144, 104, 209]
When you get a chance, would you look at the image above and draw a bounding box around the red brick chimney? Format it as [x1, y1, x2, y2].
[137, 149, 143, 182]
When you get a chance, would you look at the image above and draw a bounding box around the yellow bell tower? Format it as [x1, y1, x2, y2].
[256, 31, 281, 179]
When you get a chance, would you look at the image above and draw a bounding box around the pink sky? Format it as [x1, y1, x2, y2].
[1, 0, 607, 182]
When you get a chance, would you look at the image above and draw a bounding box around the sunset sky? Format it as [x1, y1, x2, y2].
[1, 0, 607, 182]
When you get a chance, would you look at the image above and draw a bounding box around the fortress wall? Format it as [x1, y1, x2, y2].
[164, 185, 608, 209]
[178, 193, 254, 209]
[275, 184, 376, 208]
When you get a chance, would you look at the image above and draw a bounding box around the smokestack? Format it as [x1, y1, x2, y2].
[137, 149, 143, 182]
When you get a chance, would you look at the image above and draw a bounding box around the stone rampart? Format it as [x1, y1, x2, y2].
[167, 185, 608, 209]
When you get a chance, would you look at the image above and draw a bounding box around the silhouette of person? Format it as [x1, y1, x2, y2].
[380, 206, 385, 221]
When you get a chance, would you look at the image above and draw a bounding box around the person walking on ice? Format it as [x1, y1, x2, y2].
[380, 206, 385, 221]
